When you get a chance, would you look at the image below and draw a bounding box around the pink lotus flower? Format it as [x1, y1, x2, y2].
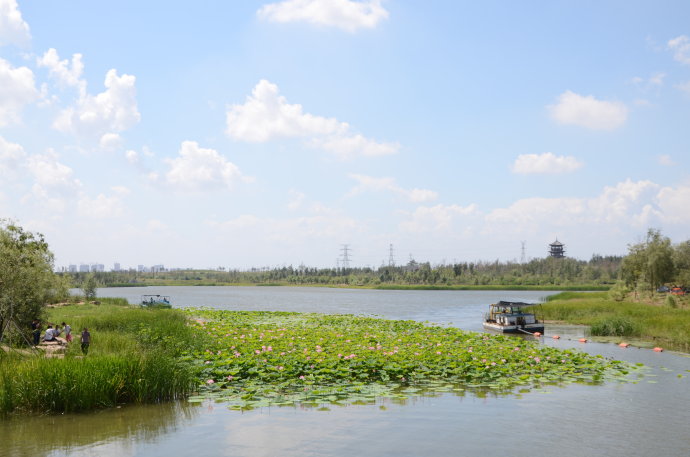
[206, 379, 215, 384]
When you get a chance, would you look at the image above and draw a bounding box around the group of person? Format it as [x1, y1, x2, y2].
[31, 319, 91, 354]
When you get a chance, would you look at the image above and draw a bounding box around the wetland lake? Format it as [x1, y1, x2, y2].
[3, 287, 689, 457]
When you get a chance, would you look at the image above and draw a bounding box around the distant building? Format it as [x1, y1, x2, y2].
[91, 264, 105, 272]
[549, 239, 566, 258]
[152, 264, 165, 273]
[138, 265, 146, 272]
[68, 264, 77, 273]
[113, 262, 121, 272]
[79, 264, 90, 272]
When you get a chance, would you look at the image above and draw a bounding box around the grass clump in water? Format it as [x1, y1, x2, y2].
[589, 316, 641, 337]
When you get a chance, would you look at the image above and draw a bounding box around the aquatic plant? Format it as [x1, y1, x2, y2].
[589, 317, 641, 337]
[183, 309, 635, 410]
[0, 353, 193, 413]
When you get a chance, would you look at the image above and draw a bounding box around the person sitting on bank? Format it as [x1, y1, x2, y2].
[43, 325, 57, 342]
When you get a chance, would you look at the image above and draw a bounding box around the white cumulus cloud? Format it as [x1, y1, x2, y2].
[37, 48, 85, 91]
[347, 174, 437, 203]
[227, 79, 398, 159]
[548, 90, 628, 130]
[0, 58, 39, 126]
[0, 135, 27, 176]
[77, 192, 126, 219]
[0, 0, 30, 47]
[486, 179, 662, 233]
[656, 184, 690, 224]
[26, 150, 82, 194]
[165, 141, 253, 191]
[54, 69, 140, 141]
[658, 154, 675, 166]
[99, 133, 123, 151]
[668, 35, 690, 64]
[257, 0, 389, 32]
[226, 79, 346, 142]
[400, 204, 477, 233]
[512, 152, 583, 174]
[22, 150, 82, 213]
[310, 134, 399, 159]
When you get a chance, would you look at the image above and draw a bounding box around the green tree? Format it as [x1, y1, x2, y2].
[81, 273, 99, 300]
[672, 240, 690, 286]
[0, 221, 67, 341]
[621, 229, 674, 295]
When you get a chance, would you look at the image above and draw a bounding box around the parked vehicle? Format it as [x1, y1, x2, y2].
[140, 294, 172, 308]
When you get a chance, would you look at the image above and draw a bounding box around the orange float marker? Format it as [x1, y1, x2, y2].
[552, 335, 560, 339]
[653, 347, 664, 352]
[578, 338, 587, 343]
[618, 342, 630, 348]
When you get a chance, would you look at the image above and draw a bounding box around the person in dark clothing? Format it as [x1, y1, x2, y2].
[81, 328, 91, 355]
[31, 319, 41, 346]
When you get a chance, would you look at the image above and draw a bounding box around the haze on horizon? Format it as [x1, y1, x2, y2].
[1, 0, 689, 270]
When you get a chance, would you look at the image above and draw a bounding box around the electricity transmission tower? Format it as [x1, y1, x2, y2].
[388, 244, 395, 267]
[520, 241, 526, 264]
[340, 244, 351, 269]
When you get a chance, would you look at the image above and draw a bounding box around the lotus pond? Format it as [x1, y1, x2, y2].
[184, 309, 636, 410]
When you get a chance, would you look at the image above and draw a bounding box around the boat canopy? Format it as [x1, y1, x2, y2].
[494, 301, 534, 308]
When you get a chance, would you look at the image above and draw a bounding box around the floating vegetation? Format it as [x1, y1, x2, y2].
[183, 309, 638, 410]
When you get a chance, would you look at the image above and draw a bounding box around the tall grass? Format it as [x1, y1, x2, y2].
[0, 353, 194, 413]
[0, 299, 208, 415]
[538, 292, 690, 352]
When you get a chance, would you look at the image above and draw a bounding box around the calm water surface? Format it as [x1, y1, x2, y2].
[3, 287, 689, 457]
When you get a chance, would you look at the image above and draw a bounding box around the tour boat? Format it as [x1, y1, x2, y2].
[140, 294, 172, 308]
[483, 301, 544, 334]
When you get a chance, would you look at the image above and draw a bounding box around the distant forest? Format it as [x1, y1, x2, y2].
[64, 255, 623, 289]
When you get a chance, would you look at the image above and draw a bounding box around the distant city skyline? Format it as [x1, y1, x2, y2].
[2, 1, 689, 269]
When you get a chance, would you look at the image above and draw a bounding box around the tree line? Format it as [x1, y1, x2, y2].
[69, 254, 624, 288]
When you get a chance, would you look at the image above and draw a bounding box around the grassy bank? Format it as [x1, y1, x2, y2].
[373, 284, 609, 291]
[0, 298, 208, 415]
[536, 292, 690, 352]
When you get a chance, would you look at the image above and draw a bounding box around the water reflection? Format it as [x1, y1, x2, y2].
[0, 402, 200, 457]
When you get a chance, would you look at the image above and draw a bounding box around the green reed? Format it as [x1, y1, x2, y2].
[537, 292, 690, 351]
[0, 300, 208, 415]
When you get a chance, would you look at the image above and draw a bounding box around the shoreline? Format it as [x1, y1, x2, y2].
[102, 282, 610, 292]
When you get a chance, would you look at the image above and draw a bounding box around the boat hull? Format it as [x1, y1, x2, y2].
[483, 322, 544, 334]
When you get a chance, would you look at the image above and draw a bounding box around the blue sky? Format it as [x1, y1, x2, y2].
[1, 0, 689, 270]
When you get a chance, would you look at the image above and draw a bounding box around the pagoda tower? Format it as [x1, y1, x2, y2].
[548, 239, 565, 258]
